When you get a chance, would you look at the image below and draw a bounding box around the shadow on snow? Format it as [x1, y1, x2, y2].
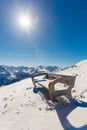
[55, 99, 87, 130]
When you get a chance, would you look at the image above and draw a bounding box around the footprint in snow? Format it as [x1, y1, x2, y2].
[10, 98, 14, 101]
[2, 110, 8, 115]
[26, 87, 32, 90]
[16, 111, 20, 115]
[38, 107, 42, 111]
[3, 97, 8, 101]
[4, 104, 8, 108]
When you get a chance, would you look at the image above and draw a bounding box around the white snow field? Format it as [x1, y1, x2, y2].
[0, 60, 87, 130]
[0, 78, 61, 130]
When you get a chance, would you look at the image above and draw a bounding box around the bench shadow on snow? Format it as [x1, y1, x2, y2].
[33, 78, 87, 130]
[38, 87, 51, 101]
[55, 99, 87, 130]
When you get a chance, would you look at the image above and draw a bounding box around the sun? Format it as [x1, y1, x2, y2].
[18, 14, 33, 30]
[16, 11, 39, 32]
[19, 16, 30, 27]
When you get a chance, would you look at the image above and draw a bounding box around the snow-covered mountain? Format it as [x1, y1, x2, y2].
[0, 65, 87, 130]
[56, 60, 87, 101]
[0, 65, 61, 86]
[0, 65, 16, 86]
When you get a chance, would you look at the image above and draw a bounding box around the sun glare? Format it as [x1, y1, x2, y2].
[16, 10, 38, 32]
[19, 15, 31, 28]
[18, 14, 33, 31]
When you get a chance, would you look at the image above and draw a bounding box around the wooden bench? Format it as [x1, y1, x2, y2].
[32, 73, 76, 102]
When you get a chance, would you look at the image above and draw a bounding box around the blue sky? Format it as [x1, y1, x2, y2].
[0, 0, 87, 67]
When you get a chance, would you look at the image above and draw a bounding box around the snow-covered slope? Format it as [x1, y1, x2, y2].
[0, 77, 87, 130]
[0, 60, 87, 130]
[0, 78, 61, 130]
[56, 60, 87, 101]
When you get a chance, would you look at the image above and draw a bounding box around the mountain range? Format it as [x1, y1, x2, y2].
[0, 65, 61, 86]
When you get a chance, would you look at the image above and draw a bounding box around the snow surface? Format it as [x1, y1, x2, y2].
[57, 60, 87, 102]
[0, 60, 87, 130]
[0, 78, 61, 130]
